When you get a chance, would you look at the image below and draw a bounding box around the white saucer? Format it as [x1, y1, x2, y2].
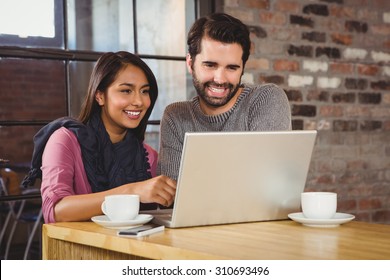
[91, 214, 153, 229]
[288, 212, 355, 228]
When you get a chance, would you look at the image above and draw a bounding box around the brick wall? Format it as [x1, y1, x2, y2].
[224, 0, 390, 223]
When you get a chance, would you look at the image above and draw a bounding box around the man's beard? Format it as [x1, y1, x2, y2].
[192, 73, 241, 108]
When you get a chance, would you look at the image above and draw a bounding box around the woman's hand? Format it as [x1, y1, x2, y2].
[129, 175, 177, 207]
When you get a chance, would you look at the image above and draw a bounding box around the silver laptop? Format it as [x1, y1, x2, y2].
[143, 130, 317, 228]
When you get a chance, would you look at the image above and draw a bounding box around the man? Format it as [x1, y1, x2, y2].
[158, 13, 291, 180]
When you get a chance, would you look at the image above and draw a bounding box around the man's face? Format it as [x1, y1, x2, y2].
[187, 37, 244, 115]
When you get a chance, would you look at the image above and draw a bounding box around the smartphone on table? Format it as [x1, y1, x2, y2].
[117, 223, 164, 238]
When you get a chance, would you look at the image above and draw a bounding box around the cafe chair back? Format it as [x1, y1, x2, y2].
[0, 168, 43, 260]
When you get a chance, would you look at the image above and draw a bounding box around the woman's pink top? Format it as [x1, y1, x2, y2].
[40, 127, 157, 223]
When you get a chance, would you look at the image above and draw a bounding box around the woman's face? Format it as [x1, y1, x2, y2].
[95, 64, 151, 142]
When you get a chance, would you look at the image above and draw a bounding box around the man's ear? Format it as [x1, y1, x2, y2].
[186, 54, 193, 74]
[95, 91, 104, 106]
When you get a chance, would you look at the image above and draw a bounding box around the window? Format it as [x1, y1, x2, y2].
[0, 0, 215, 170]
[0, 0, 64, 48]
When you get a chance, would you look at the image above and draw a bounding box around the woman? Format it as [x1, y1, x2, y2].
[23, 51, 176, 223]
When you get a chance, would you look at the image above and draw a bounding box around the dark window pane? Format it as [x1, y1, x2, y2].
[0, 58, 67, 121]
[0, 126, 41, 166]
[144, 59, 192, 121]
[69, 61, 95, 118]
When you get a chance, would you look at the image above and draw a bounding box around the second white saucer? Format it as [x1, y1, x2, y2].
[288, 212, 355, 228]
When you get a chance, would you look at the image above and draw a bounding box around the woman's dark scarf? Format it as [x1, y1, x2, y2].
[22, 113, 152, 193]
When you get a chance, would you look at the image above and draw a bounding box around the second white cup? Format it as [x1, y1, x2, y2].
[101, 194, 139, 221]
[301, 192, 337, 219]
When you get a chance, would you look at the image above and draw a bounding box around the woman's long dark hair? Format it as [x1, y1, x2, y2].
[78, 51, 158, 141]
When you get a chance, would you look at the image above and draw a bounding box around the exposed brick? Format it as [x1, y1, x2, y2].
[354, 212, 370, 222]
[332, 93, 356, 103]
[273, 59, 299, 71]
[317, 77, 342, 89]
[357, 64, 380, 76]
[358, 92, 382, 104]
[274, 1, 300, 13]
[248, 25, 267, 38]
[384, 12, 390, 23]
[303, 120, 317, 130]
[292, 119, 304, 130]
[303, 4, 329, 16]
[372, 210, 390, 223]
[344, 48, 368, 60]
[371, 51, 390, 63]
[383, 93, 390, 104]
[259, 12, 286, 25]
[344, 106, 371, 118]
[371, 80, 390, 90]
[245, 58, 270, 70]
[360, 121, 382, 131]
[316, 47, 341, 59]
[320, 106, 343, 117]
[290, 15, 314, 27]
[315, 174, 336, 185]
[288, 45, 313, 57]
[227, 10, 254, 22]
[241, 0, 270, 9]
[347, 160, 368, 171]
[302, 31, 326, 42]
[384, 121, 390, 130]
[357, 9, 379, 22]
[331, 33, 353, 45]
[339, 171, 364, 184]
[307, 90, 329, 102]
[329, 6, 355, 18]
[371, 24, 390, 36]
[224, 0, 239, 8]
[383, 66, 390, 76]
[345, 78, 368, 90]
[317, 119, 331, 130]
[259, 75, 284, 84]
[288, 74, 314, 87]
[330, 62, 354, 74]
[269, 27, 300, 41]
[291, 104, 316, 116]
[257, 41, 284, 54]
[285, 89, 303, 101]
[333, 120, 358, 131]
[345, 20, 368, 33]
[303, 60, 328, 72]
[320, 0, 343, 4]
[371, 107, 390, 118]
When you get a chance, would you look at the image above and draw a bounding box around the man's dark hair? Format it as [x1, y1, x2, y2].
[187, 13, 250, 67]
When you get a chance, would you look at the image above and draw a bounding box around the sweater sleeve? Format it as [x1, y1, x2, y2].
[41, 128, 91, 223]
[157, 103, 185, 181]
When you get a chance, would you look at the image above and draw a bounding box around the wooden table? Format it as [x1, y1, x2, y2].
[42, 220, 390, 260]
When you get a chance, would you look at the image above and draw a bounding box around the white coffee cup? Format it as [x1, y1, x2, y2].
[301, 192, 337, 219]
[101, 194, 139, 221]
